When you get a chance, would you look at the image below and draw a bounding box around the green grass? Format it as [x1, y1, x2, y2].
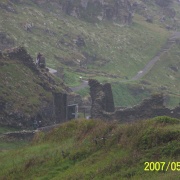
[0, 126, 20, 134]
[0, 1, 169, 79]
[0, 126, 28, 151]
[64, 70, 81, 87]
[112, 81, 151, 107]
[0, 141, 28, 152]
[0, 117, 179, 179]
[143, 43, 180, 92]
[0, 58, 52, 114]
[76, 87, 89, 97]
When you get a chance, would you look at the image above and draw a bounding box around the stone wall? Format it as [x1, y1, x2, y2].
[1, 130, 36, 142]
[2, 47, 38, 73]
[89, 79, 115, 119]
[103, 83, 115, 112]
[115, 94, 180, 122]
[53, 92, 67, 123]
[88, 79, 180, 122]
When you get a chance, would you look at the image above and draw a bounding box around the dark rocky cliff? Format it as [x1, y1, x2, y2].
[30, 0, 133, 24]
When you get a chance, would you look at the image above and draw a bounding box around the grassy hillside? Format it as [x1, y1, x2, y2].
[111, 82, 151, 107]
[0, 47, 66, 128]
[0, 0, 169, 78]
[0, 117, 179, 179]
[0, 59, 50, 114]
[0, 0, 180, 107]
[0, 126, 27, 151]
[0, 51, 52, 115]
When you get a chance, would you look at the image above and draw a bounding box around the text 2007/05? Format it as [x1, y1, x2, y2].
[144, 162, 180, 171]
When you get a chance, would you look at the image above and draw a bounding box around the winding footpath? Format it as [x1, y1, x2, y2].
[52, 32, 180, 92]
[132, 32, 180, 80]
[70, 80, 89, 92]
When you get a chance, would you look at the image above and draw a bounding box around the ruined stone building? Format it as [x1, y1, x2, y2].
[88, 79, 180, 122]
[89, 79, 115, 119]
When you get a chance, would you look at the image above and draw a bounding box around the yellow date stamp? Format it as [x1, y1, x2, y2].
[144, 162, 180, 171]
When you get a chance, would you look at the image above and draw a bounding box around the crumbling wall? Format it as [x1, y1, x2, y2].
[53, 92, 67, 123]
[89, 79, 115, 119]
[4, 47, 37, 71]
[103, 83, 115, 112]
[115, 93, 180, 122]
[1, 131, 36, 142]
[89, 79, 180, 121]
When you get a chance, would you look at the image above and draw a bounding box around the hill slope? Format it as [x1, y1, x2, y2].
[0, 117, 179, 179]
[0, 0, 180, 107]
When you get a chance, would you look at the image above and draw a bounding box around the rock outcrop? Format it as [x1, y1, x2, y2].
[133, 0, 178, 30]
[0, 32, 15, 51]
[155, 0, 173, 7]
[0, 47, 68, 128]
[53, 92, 67, 123]
[33, 0, 133, 24]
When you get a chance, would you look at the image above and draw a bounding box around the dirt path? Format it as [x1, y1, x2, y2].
[131, 32, 180, 81]
[70, 80, 88, 92]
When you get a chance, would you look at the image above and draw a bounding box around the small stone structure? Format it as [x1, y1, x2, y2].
[89, 79, 180, 122]
[1, 130, 36, 142]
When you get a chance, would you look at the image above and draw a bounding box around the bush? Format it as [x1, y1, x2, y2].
[153, 116, 180, 124]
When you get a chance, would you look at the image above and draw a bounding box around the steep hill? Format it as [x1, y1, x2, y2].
[0, 117, 179, 179]
[0, 47, 67, 128]
[0, 0, 180, 107]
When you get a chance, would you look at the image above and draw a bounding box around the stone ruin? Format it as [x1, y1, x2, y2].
[88, 79, 180, 122]
[1, 46, 179, 129]
[89, 79, 115, 119]
[53, 92, 67, 124]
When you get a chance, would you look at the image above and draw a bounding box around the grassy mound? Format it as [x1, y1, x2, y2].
[0, 117, 179, 179]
